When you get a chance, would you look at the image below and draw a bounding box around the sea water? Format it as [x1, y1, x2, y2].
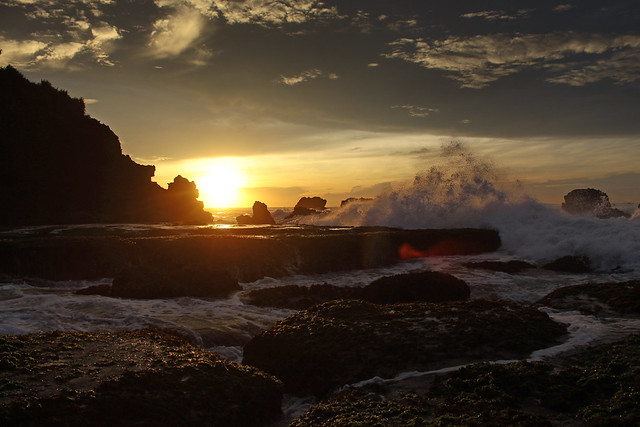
[2, 143, 640, 365]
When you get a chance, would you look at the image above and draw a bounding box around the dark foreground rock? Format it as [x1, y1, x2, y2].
[111, 266, 241, 299]
[537, 280, 640, 317]
[242, 299, 566, 397]
[361, 271, 470, 303]
[236, 201, 276, 225]
[543, 255, 592, 273]
[0, 227, 500, 286]
[0, 329, 282, 426]
[241, 271, 470, 309]
[292, 334, 640, 426]
[562, 188, 630, 219]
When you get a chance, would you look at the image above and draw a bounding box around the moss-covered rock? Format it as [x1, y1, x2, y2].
[242, 299, 566, 397]
[292, 334, 640, 426]
[537, 280, 640, 317]
[0, 329, 282, 426]
[241, 271, 470, 309]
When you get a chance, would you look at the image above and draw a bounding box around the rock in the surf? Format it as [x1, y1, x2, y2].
[536, 280, 640, 317]
[285, 196, 328, 218]
[561, 188, 629, 219]
[463, 260, 536, 274]
[0, 329, 282, 426]
[359, 271, 470, 304]
[241, 271, 470, 309]
[236, 201, 276, 225]
[242, 299, 567, 397]
[542, 255, 592, 273]
[111, 266, 241, 298]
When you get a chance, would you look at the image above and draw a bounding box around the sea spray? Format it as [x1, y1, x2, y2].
[308, 141, 640, 271]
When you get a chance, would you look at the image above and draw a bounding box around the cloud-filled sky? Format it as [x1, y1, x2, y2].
[1, 0, 639, 207]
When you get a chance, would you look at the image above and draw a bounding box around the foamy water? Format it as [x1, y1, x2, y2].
[2, 142, 638, 366]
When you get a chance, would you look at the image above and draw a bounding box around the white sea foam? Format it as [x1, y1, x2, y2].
[304, 142, 640, 273]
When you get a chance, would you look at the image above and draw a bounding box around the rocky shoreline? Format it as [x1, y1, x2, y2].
[1, 280, 638, 425]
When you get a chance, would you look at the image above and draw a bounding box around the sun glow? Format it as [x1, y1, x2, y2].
[195, 159, 246, 208]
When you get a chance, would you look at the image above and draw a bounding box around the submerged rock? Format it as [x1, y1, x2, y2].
[236, 201, 276, 225]
[463, 260, 536, 274]
[561, 188, 630, 219]
[537, 280, 640, 317]
[0, 329, 282, 426]
[241, 271, 470, 309]
[242, 299, 566, 397]
[543, 255, 592, 273]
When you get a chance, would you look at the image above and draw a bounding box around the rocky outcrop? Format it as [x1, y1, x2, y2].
[242, 299, 566, 397]
[537, 280, 640, 317]
[236, 201, 276, 225]
[340, 197, 373, 207]
[561, 188, 630, 219]
[542, 255, 592, 273]
[241, 271, 470, 309]
[292, 335, 640, 426]
[0, 329, 283, 426]
[0, 226, 500, 286]
[286, 196, 328, 218]
[0, 65, 212, 225]
[110, 266, 241, 299]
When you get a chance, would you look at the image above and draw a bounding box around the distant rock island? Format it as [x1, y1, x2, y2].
[0, 65, 212, 225]
[562, 188, 629, 219]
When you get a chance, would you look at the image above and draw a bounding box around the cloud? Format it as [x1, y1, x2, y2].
[392, 105, 439, 118]
[0, 38, 47, 67]
[384, 32, 640, 88]
[460, 9, 530, 21]
[279, 68, 338, 85]
[210, 0, 340, 26]
[0, 1, 122, 68]
[149, 5, 208, 58]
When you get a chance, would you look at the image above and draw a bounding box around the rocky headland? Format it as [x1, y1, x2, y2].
[0, 66, 211, 226]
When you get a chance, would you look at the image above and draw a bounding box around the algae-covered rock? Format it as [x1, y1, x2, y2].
[360, 271, 470, 304]
[292, 334, 640, 426]
[241, 271, 470, 309]
[242, 299, 566, 397]
[0, 329, 282, 426]
[537, 280, 640, 317]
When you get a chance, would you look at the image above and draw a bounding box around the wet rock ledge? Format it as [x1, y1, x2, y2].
[242, 299, 567, 397]
[0, 329, 282, 426]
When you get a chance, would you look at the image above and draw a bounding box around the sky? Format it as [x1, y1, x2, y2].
[1, 0, 639, 208]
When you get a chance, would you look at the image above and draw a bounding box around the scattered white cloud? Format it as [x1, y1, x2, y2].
[0, 38, 48, 67]
[385, 32, 640, 88]
[461, 10, 530, 21]
[553, 4, 574, 12]
[210, 0, 340, 26]
[392, 105, 439, 118]
[279, 68, 337, 85]
[149, 5, 207, 58]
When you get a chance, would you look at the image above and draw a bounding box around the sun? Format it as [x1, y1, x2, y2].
[195, 160, 246, 208]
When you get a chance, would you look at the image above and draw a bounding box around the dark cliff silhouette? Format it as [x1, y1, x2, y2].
[0, 65, 212, 225]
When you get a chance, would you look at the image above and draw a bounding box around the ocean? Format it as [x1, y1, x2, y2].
[2, 150, 640, 420]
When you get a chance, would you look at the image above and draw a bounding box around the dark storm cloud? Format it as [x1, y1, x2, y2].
[1, 0, 639, 143]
